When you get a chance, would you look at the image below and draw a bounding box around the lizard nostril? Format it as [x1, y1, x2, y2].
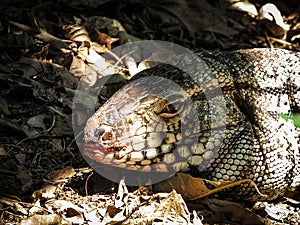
[102, 132, 113, 141]
[94, 127, 105, 139]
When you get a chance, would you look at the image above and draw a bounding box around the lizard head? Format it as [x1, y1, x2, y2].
[83, 76, 190, 172]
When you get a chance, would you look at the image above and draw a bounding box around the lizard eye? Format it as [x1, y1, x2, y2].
[94, 127, 105, 139]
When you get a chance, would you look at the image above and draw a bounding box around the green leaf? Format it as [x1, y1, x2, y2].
[279, 113, 300, 128]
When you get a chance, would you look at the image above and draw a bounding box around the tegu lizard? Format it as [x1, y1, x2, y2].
[83, 48, 300, 201]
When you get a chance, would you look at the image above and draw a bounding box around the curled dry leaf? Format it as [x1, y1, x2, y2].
[230, 1, 258, 17]
[61, 24, 91, 42]
[257, 3, 290, 38]
[258, 4, 290, 31]
[94, 28, 119, 49]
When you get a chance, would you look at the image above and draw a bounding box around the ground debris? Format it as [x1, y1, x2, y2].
[2, 178, 201, 224]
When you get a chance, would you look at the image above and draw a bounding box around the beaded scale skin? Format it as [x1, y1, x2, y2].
[84, 48, 300, 201]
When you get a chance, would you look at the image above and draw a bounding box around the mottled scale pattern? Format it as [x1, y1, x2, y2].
[84, 48, 300, 201]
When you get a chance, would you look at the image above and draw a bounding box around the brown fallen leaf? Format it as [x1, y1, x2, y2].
[205, 200, 264, 225]
[32, 185, 57, 200]
[153, 173, 267, 201]
[46, 166, 76, 183]
[94, 28, 119, 50]
[61, 24, 91, 42]
[19, 214, 63, 225]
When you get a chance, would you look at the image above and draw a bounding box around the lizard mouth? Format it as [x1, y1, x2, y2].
[83, 142, 129, 163]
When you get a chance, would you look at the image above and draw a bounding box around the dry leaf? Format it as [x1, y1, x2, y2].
[205, 200, 264, 225]
[257, 3, 290, 38]
[46, 166, 76, 182]
[153, 173, 267, 201]
[32, 185, 57, 200]
[94, 28, 119, 49]
[19, 214, 63, 225]
[62, 24, 91, 42]
[27, 114, 46, 131]
[230, 1, 258, 17]
[0, 146, 8, 156]
[263, 202, 300, 223]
